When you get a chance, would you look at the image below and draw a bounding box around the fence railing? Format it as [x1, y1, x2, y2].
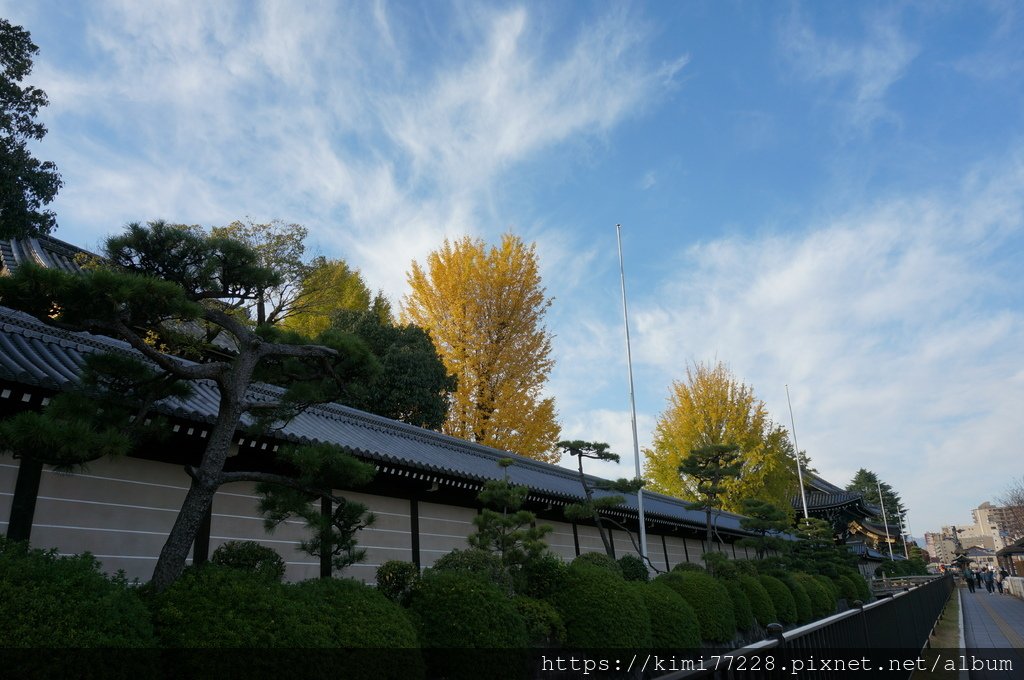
[650, 574, 954, 680]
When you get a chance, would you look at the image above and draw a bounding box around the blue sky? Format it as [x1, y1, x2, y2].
[5, 1, 1023, 540]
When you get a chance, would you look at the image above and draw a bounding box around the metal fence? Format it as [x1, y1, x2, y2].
[650, 574, 954, 680]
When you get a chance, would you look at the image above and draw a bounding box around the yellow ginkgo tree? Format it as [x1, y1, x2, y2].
[644, 361, 799, 513]
[403, 234, 561, 463]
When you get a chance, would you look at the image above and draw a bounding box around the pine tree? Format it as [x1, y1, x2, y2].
[403, 234, 560, 462]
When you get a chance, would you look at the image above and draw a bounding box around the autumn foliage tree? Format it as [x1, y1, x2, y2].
[403, 234, 560, 462]
[644, 361, 798, 512]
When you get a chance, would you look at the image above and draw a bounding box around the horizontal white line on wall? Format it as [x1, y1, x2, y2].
[32, 523, 171, 536]
[34, 496, 178, 513]
[41, 468, 190, 492]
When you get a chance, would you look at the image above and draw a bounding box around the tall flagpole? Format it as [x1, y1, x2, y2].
[877, 479, 894, 560]
[785, 385, 810, 520]
[616, 224, 647, 561]
[898, 514, 910, 559]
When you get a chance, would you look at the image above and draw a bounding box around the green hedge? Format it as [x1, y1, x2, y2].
[794, 573, 835, 619]
[513, 595, 566, 646]
[758, 575, 797, 624]
[737, 575, 776, 628]
[721, 578, 755, 631]
[781, 575, 813, 624]
[839, 568, 871, 601]
[431, 549, 511, 591]
[409, 571, 528, 680]
[210, 540, 286, 582]
[151, 565, 318, 648]
[655, 571, 736, 643]
[375, 560, 420, 605]
[618, 554, 650, 582]
[0, 541, 153, 647]
[633, 582, 701, 649]
[572, 552, 623, 577]
[671, 561, 706, 573]
[836, 574, 860, 602]
[549, 563, 651, 648]
[514, 551, 568, 599]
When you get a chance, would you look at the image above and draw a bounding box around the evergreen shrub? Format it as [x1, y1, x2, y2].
[210, 540, 286, 582]
[549, 562, 651, 648]
[671, 561, 705, 573]
[737, 575, 776, 628]
[376, 560, 420, 605]
[409, 571, 528, 680]
[839, 568, 871, 601]
[572, 551, 623, 577]
[721, 578, 754, 631]
[836, 574, 860, 602]
[0, 540, 153, 647]
[514, 551, 567, 599]
[758, 575, 797, 624]
[430, 548, 510, 591]
[780, 575, 813, 624]
[618, 554, 650, 581]
[654, 571, 736, 643]
[512, 595, 566, 646]
[794, 573, 835, 619]
[632, 582, 701, 649]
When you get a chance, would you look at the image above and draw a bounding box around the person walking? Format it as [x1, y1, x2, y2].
[982, 566, 995, 593]
[964, 568, 976, 593]
[996, 567, 1008, 594]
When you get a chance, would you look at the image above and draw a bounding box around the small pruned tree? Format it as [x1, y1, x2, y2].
[738, 498, 791, 560]
[557, 440, 656, 573]
[678, 444, 742, 554]
[469, 459, 551, 583]
[256, 443, 377, 578]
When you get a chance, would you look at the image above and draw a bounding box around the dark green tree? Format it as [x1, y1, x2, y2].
[737, 498, 790, 559]
[678, 444, 743, 554]
[328, 309, 455, 430]
[0, 19, 62, 238]
[0, 220, 378, 591]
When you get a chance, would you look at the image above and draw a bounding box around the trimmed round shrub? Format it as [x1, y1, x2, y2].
[0, 543, 153, 647]
[758, 575, 797, 624]
[780, 575, 812, 624]
[738, 575, 776, 627]
[839, 568, 871, 601]
[654, 571, 736, 643]
[376, 560, 420, 605]
[514, 551, 568, 599]
[795, 573, 835, 619]
[409, 571, 528, 680]
[814, 574, 840, 600]
[431, 548, 510, 591]
[618, 554, 650, 582]
[210, 540, 286, 582]
[836, 574, 860, 602]
[703, 551, 739, 580]
[731, 559, 760, 576]
[632, 582, 701, 650]
[294, 578, 423, 678]
[671, 561, 706, 573]
[721, 579, 754, 632]
[549, 562, 651, 648]
[513, 595, 566, 646]
[151, 565, 319, 648]
[572, 551, 623, 577]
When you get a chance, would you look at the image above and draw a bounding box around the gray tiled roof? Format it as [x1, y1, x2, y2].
[0, 236, 96, 275]
[0, 303, 756, 535]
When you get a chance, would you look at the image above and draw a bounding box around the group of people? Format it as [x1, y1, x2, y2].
[962, 565, 1009, 594]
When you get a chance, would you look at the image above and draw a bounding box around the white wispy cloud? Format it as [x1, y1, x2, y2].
[29, 1, 682, 301]
[611, 152, 1024, 530]
[780, 9, 919, 132]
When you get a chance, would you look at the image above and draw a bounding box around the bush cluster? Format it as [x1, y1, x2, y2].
[655, 571, 736, 643]
[758, 575, 797, 624]
[550, 562, 651, 648]
[210, 540, 287, 582]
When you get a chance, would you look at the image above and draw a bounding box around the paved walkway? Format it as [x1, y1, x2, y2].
[958, 586, 1024, 679]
